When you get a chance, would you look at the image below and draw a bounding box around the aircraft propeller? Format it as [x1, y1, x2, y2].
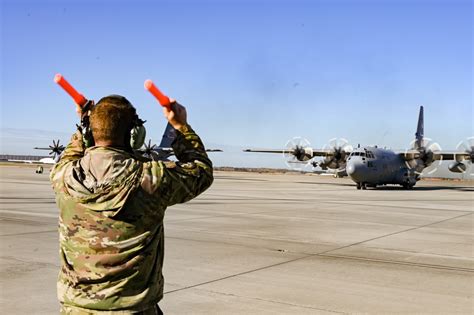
[283, 137, 313, 170]
[457, 137, 474, 161]
[140, 139, 158, 159]
[452, 137, 474, 175]
[136, 139, 176, 161]
[34, 139, 65, 160]
[320, 138, 353, 170]
[405, 137, 442, 174]
[284, 137, 313, 162]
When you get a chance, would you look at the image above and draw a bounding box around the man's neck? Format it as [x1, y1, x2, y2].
[95, 140, 125, 147]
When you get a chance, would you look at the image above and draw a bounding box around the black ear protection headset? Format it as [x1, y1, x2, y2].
[80, 95, 146, 150]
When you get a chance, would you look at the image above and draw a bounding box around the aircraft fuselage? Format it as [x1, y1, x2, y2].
[346, 147, 417, 189]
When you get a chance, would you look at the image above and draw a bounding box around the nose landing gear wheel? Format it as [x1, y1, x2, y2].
[361, 183, 367, 190]
[356, 183, 361, 190]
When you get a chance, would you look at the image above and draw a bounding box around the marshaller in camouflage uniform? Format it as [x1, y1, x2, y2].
[50, 96, 213, 314]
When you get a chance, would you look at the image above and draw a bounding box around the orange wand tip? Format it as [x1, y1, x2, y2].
[144, 79, 171, 108]
[54, 73, 63, 83]
[53, 73, 88, 107]
[144, 79, 153, 90]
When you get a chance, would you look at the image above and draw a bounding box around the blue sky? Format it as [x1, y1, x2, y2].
[1, 0, 472, 170]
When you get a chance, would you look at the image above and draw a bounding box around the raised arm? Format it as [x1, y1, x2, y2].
[50, 104, 88, 190]
[140, 101, 213, 206]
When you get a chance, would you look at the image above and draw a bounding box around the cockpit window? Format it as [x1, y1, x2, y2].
[351, 150, 374, 158]
[365, 151, 374, 159]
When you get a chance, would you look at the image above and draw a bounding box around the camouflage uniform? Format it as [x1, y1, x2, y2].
[50, 124, 213, 314]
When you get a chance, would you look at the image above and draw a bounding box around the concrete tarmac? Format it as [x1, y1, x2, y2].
[0, 164, 473, 314]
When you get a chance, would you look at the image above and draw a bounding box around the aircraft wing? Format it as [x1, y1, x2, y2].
[153, 147, 174, 154]
[397, 150, 421, 160]
[243, 148, 332, 158]
[243, 149, 291, 154]
[137, 147, 222, 160]
[152, 148, 223, 154]
[432, 151, 473, 161]
[398, 150, 472, 161]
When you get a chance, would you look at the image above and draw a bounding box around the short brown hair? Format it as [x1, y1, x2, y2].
[89, 95, 136, 145]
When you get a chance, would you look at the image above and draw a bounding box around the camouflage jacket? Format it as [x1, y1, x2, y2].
[50, 124, 213, 313]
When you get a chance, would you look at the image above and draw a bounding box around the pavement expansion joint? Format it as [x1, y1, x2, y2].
[317, 254, 474, 273]
[316, 212, 474, 257]
[323, 200, 472, 212]
[194, 288, 347, 314]
[164, 254, 313, 295]
[1, 256, 60, 269]
[0, 229, 57, 237]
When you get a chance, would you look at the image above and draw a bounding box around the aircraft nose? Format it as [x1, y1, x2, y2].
[346, 162, 364, 181]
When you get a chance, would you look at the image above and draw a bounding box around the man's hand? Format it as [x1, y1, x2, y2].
[76, 100, 94, 119]
[163, 99, 187, 130]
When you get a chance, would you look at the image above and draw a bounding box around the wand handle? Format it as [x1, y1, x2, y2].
[54, 74, 88, 107]
[144, 80, 171, 108]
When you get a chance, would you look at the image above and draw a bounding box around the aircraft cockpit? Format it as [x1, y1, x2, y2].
[348, 150, 375, 159]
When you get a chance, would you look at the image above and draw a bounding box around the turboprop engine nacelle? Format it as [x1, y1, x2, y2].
[293, 146, 313, 161]
[448, 162, 467, 173]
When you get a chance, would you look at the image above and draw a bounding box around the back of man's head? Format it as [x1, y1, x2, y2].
[90, 95, 136, 146]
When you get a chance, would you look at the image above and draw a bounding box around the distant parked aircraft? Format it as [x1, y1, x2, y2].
[30, 123, 221, 169]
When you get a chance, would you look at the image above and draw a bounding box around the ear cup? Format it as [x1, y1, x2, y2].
[130, 125, 146, 150]
[82, 125, 95, 148]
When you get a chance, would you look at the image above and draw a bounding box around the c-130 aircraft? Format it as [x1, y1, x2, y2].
[245, 106, 473, 189]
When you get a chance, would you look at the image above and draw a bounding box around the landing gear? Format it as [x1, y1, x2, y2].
[402, 183, 414, 190]
[361, 183, 367, 190]
[356, 183, 367, 190]
[36, 166, 44, 174]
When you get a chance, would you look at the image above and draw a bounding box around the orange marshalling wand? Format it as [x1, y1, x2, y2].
[144, 79, 171, 108]
[54, 74, 88, 107]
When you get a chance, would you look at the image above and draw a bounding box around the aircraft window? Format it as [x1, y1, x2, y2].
[360, 153, 366, 157]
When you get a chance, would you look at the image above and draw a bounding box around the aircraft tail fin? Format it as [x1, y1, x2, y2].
[415, 106, 424, 149]
[158, 123, 177, 148]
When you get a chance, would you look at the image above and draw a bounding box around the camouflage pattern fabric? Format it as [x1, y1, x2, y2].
[51, 124, 213, 314]
[60, 303, 162, 314]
